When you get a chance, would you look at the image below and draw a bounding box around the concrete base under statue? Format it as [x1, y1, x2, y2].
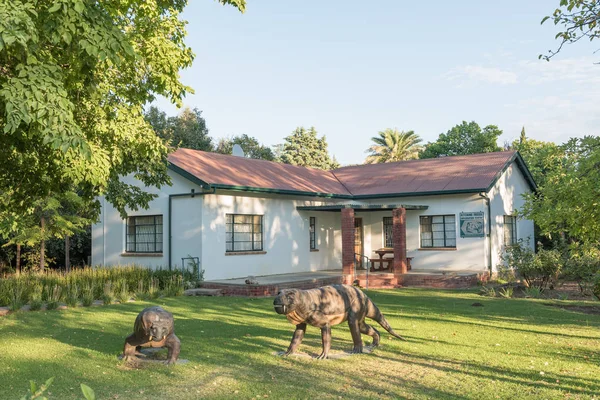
[273, 346, 374, 360]
[118, 348, 189, 365]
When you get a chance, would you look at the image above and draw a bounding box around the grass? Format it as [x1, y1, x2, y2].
[1, 288, 599, 399]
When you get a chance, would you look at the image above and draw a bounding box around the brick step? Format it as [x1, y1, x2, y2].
[184, 288, 223, 296]
[354, 274, 398, 289]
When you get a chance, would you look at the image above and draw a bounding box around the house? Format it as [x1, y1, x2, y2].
[92, 149, 536, 286]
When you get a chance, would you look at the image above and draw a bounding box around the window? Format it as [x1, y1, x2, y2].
[420, 215, 456, 248]
[383, 217, 393, 248]
[309, 217, 316, 250]
[126, 215, 163, 253]
[504, 215, 517, 246]
[226, 214, 263, 252]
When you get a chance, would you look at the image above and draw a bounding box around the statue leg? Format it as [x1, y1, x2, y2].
[123, 333, 146, 361]
[316, 325, 331, 359]
[284, 323, 307, 356]
[164, 333, 181, 365]
[360, 321, 380, 347]
[348, 317, 364, 354]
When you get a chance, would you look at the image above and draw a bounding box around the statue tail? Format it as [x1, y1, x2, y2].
[367, 298, 406, 341]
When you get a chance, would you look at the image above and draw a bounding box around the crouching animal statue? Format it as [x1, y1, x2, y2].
[122, 306, 181, 365]
[273, 284, 405, 359]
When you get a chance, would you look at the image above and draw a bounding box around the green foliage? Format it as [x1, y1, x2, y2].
[279, 127, 339, 170]
[44, 284, 62, 310]
[498, 286, 514, 299]
[541, 0, 600, 60]
[20, 377, 54, 400]
[522, 136, 600, 245]
[0, 265, 189, 307]
[80, 283, 94, 307]
[145, 106, 213, 151]
[479, 286, 496, 297]
[524, 286, 543, 299]
[365, 129, 422, 164]
[115, 279, 130, 304]
[101, 281, 114, 305]
[562, 245, 600, 296]
[0, 0, 245, 237]
[10, 278, 25, 311]
[215, 134, 275, 160]
[29, 283, 43, 311]
[80, 383, 96, 400]
[500, 240, 563, 291]
[420, 121, 502, 159]
[64, 284, 79, 308]
[511, 132, 563, 188]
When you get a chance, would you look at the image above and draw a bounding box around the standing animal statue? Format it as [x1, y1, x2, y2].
[273, 284, 405, 359]
[122, 306, 181, 365]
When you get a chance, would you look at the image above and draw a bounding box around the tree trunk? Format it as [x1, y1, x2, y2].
[16, 244, 21, 275]
[65, 235, 71, 273]
[40, 216, 45, 271]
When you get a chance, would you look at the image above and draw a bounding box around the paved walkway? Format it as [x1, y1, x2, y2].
[205, 269, 342, 285]
[205, 268, 484, 286]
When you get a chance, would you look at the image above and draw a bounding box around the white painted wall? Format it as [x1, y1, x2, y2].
[92, 159, 534, 279]
[488, 162, 536, 271]
[360, 194, 488, 272]
[91, 171, 205, 269]
[200, 191, 342, 280]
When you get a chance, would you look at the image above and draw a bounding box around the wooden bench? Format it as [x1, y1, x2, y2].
[370, 248, 413, 272]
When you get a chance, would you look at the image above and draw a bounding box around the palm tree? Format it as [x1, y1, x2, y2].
[365, 129, 423, 163]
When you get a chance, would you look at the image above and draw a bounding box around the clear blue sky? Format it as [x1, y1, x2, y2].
[154, 0, 600, 166]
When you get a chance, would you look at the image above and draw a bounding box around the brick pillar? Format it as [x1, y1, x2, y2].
[393, 208, 407, 276]
[341, 208, 355, 285]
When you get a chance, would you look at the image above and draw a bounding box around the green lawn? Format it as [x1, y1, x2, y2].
[1, 288, 599, 399]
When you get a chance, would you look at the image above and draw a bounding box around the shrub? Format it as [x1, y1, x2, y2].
[102, 281, 114, 305]
[562, 246, 600, 296]
[65, 285, 79, 308]
[45, 284, 63, 310]
[480, 286, 496, 297]
[148, 277, 160, 299]
[80, 283, 94, 307]
[524, 286, 542, 298]
[29, 283, 43, 311]
[499, 287, 513, 299]
[115, 280, 130, 304]
[500, 240, 563, 291]
[10, 279, 26, 311]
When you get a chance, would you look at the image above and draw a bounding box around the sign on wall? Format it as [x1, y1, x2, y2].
[460, 212, 485, 238]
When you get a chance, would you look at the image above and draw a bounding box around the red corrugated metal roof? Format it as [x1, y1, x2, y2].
[332, 151, 517, 196]
[168, 148, 521, 197]
[168, 148, 351, 195]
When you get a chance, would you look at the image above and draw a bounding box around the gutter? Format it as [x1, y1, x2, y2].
[479, 192, 493, 275]
[168, 187, 215, 270]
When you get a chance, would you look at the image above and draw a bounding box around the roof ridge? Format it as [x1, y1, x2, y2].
[330, 169, 354, 196]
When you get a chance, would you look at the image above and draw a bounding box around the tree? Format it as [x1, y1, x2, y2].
[365, 129, 422, 164]
[511, 131, 562, 188]
[145, 106, 213, 151]
[279, 127, 339, 170]
[419, 121, 502, 159]
[522, 136, 600, 246]
[541, 0, 600, 60]
[0, 0, 244, 244]
[215, 134, 275, 160]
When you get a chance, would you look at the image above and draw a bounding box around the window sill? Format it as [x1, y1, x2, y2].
[121, 252, 163, 257]
[310, 249, 319, 252]
[418, 248, 457, 251]
[225, 251, 267, 256]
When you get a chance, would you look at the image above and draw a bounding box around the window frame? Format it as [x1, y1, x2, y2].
[126, 215, 163, 253]
[226, 214, 264, 253]
[383, 217, 393, 248]
[504, 215, 518, 246]
[419, 215, 456, 249]
[309, 217, 317, 250]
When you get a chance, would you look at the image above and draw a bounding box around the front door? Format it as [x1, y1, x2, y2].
[354, 217, 364, 268]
